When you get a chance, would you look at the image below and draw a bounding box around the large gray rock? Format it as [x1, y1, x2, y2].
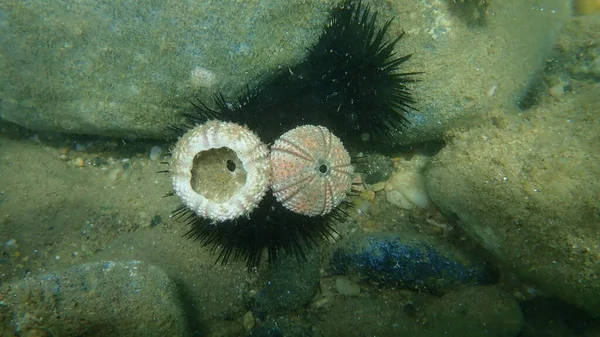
[424, 88, 600, 316]
[0, 260, 189, 336]
[0, 0, 570, 143]
[0, 0, 334, 138]
[395, 0, 571, 145]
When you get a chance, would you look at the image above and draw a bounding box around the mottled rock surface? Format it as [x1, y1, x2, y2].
[1, 0, 570, 144]
[425, 85, 600, 316]
[395, 0, 571, 145]
[0, 0, 334, 138]
[0, 260, 189, 336]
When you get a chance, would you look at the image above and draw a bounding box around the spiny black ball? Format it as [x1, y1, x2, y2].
[165, 0, 422, 269]
[209, 0, 422, 146]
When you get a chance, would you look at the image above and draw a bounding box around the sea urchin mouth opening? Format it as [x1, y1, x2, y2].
[170, 120, 270, 223]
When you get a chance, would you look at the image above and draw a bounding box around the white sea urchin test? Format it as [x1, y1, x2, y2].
[170, 120, 270, 223]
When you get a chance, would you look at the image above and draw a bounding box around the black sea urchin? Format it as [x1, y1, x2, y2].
[222, 0, 421, 145]
[173, 193, 347, 270]
[164, 0, 419, 269]
[165, 102, 356, 270]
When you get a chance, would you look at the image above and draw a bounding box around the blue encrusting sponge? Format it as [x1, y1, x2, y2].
[331, 233, 496, 294]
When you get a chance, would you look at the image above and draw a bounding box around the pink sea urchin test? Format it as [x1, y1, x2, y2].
[270, 125, 354, 216]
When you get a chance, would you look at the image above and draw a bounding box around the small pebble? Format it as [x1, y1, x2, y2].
[107, 167, 124, 181]
[242, 311, 255, 331]
[150, 215, 162, 227]
[190, 66, 217, 88]
[386, 190, 414, 210]
[335, 276, 361, 296]
[149, 146, 162, 161]
[90, 157, 107, 167]
[353, 197, 371, 217]
[74, 157, 85, 167]
[311, 296, 330, 309]
[74, 142, 87, 152]
[58, 147, 70, 156]
[360, 190, 375, 201]
[370, 182, 386, 192]
[361, 219, 380, 231]
[548, 83, 565, 98]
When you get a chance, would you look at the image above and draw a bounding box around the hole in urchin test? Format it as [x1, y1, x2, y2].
[190, 148, 247, 202]
[319, 164, 328, 174]
[226, 159, 236, 172]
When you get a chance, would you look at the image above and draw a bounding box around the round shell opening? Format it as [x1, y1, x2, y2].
[170, 121, 270, 222]
[190, 148, 247, 203]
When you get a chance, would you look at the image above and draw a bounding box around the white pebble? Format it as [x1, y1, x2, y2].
[190, 66, 217, 88]
[386, 190, 414, 210]
[390, 171, 432, 209]
[335, 276, 361, 296]
[108, 167, 124, 181]
[242, 311, 255, 331]
[149, 146, 162, 161]
[548, 83, 565, 98]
